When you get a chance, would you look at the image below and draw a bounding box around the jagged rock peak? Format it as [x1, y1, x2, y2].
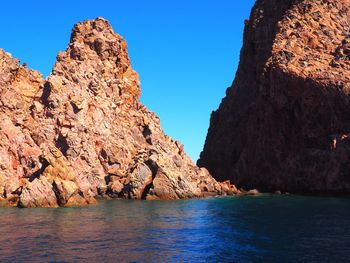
[67, 17, 125, 61]
[50, 17, 140, 105]
[0, 18, 241, 208]
[70, 17, 114, 41]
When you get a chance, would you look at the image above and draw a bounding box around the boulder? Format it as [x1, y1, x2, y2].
[19, 177, 58, 208]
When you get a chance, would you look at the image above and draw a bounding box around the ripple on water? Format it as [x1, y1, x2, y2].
[0, 195, 349, 262]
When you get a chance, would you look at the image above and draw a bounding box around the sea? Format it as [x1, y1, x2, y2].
[0, 195, 349, 262]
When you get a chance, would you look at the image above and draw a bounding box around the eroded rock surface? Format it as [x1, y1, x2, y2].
[199, 0, 350, 193]
[0, 18, 237, 207]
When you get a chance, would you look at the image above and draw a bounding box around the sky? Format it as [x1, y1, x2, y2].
[0, 0, 255, 161]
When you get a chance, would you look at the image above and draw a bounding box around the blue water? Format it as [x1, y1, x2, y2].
[0, 195, 349, 262]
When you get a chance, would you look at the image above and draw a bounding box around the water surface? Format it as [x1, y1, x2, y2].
[0, 195, 349, 262]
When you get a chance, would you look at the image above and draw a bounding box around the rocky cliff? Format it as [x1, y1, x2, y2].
[0, 18, 238, 207]
[199, 0, 350, 193]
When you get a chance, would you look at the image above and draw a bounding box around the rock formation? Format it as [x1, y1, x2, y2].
[199, 0, 350, 193]
[0, 18, 237, 207]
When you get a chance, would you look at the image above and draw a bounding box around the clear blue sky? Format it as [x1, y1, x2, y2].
[0, 0, 255, 161]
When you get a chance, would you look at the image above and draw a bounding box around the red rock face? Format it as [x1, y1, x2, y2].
[0, 18, 238, 207]
[199, 0, 350, 193]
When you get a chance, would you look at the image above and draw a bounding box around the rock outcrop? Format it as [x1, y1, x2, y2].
[199, 0, 350, 193]
[0, 18, 237, 207]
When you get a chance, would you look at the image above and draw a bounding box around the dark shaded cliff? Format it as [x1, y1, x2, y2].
[198, 0, 350, 193]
